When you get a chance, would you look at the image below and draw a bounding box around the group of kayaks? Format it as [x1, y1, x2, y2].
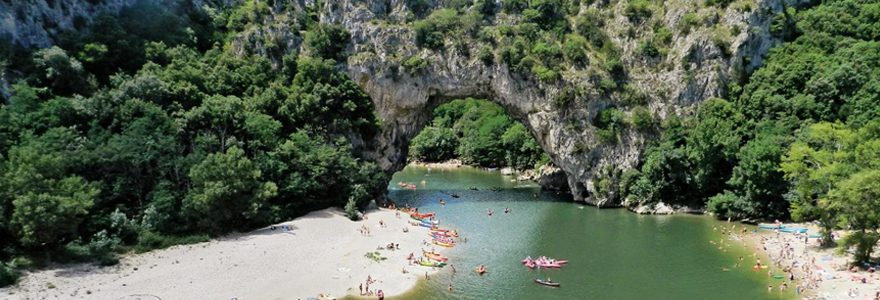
[757, 224, 808, 233]
[401, 209, 458, 268]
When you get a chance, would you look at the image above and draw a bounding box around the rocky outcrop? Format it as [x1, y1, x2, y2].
[1, 0, 801, 208]
[322, 0, 799, 206]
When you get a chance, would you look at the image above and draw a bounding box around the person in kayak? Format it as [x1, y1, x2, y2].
[504, 207, 510, 213]
[487, 209, 493, 216]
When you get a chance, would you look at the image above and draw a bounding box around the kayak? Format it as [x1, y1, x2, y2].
[475, 267, 487, 274]
[534, 279, 560, 287]
[431, 228, 450, 233]
[780, 227, 808, 233]
[432, 237, 455, 244]
[420, 219, 440, 225]
[419, 260, 446, 267]
[423, 253, 448, 262]
[419, 223, 433, 228]
[412, 213, 435, 218]
[808, 234, 823, 238]
[758, 225, 785, 229]
[772, 275, 784, 279]
[433, 241, 455, 247]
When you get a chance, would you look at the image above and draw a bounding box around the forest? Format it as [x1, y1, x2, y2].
[0, 1, 386, 285]
[619, 0, 880, 264]
[408, 99, 548, 170]
[0, 0, 879, 287]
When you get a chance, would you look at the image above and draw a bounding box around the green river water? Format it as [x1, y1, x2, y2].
[382, 166, 796, 300]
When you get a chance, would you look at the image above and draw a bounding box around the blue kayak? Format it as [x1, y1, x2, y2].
[758, 225, 785, 229]
[780, 227, 807, 233]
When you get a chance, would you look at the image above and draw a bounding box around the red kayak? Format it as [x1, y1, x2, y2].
[534, 279, 560, 287]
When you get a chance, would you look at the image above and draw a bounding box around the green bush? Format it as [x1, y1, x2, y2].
[532, 64, 559, 82]
[0, 261, 19, 288]
[563, 35, 588, 64]
[344, 197, 360, 221]
[414, 9, 460, 50]
[630, 106, 654, 130]
[477, 45, 494, 65]
[135, 231, 211, 253]
[625, 0, 653, 23]
[596, 128, 618, 144]
[304, 24, 351, 61]
[402, 56, 428, 74]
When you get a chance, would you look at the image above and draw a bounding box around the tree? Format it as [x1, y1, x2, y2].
[185, 147, 277, 231]
[34, 46, 91, 96]
[12, 177, 98, 248]
[824, 170, 880, 264]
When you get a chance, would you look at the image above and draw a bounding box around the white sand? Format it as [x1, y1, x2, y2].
[1, 208, 451, 300]
[753, 223, 880, 300]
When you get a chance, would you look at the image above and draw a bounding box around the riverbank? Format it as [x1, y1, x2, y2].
[752, 223, 879, 300]
[0, 208, 451, 300]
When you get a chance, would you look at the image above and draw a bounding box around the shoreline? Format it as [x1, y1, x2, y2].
[0, 208, 455, 300]
[751, 223, 879, 299]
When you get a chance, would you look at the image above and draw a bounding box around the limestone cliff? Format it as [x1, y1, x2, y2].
[1, 0, 801, 208]
[323, 0, 798, 207]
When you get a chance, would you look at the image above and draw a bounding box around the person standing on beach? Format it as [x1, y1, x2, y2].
[768, 285, 772, 293]
[359, 283, 363, 295]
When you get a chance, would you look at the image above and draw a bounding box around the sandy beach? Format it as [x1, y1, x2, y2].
[0, 208, 452, 300]
[750, 223, 880, 300]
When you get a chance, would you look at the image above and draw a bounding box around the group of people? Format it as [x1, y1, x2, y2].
[358, 275, 384, 299]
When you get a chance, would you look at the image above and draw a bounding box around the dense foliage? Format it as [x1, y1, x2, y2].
[0, 1, 385, 277]
[409, 99, 548, 170]
[619, 0, 880, 263]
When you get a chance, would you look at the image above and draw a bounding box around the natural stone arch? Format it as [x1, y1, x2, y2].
[325, 0, 792, 207]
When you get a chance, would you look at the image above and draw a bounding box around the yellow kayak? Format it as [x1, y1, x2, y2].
[433, 241, 455, 247]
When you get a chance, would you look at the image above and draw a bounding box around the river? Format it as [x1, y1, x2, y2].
[383, 166, 796, 300]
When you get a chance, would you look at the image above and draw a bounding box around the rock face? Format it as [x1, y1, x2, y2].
[1, 0, 801, 207]
[324, 0, 798, 206]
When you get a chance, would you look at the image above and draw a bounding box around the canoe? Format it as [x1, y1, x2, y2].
[419, 260, 446, 267]
[424, 253, 448, 262]
[432, 238, 455, 244]
[534, 279, 560, 287]
[430, 231, 452, 237]
[758, 225, 785, 229]
[475, 267, 486, 274]
[433, 241, 455, 247]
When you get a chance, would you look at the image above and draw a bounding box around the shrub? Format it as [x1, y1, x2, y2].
[0, 261, 19, 288]
[414, 9, 460, 50]
[637, 39, 660, 58]
[136, 231, 211, 253]
[304, 24, 351, 61]
[680, 13, 701, 34]
[477, 46, 494, 65]
[402, 56, 428, 74]
[596, 128, 617, 144]
[597, 78, 617, 94]
[630, 106, 654, 130]
[625, 0, 653, 23]
[503, 0, 529, 13]
[408, 0, 432, 17]
[563, 35, 588, 64]
[532, 64, 559, 82]
[345, 197, 360, 220]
